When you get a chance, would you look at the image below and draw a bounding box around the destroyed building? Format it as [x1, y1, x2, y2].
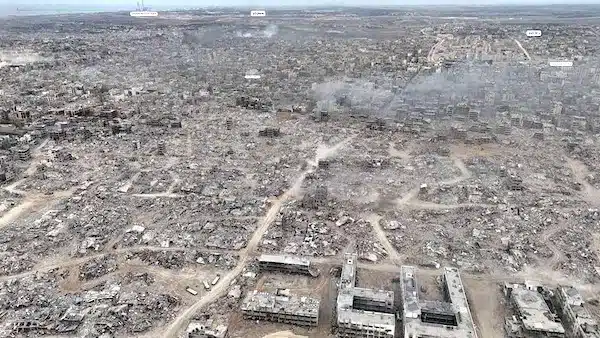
[240, 289, 320, 327]
[400, 266, 478, 338]
[236, 96, 271, 111]
[186, 320, 229, 338]
[554, 286, 600, 338]
[301, 185, 328, 209]
[504, 282, 566, 338]
[258, 254, 319, 277]
[4, 6, 600, 338]
[336, 253, 396, 338]
[258, 127, 281, 138]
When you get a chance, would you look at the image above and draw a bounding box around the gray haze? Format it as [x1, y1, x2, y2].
[4, 0, 600, 7]
[311, 60, 599, 119]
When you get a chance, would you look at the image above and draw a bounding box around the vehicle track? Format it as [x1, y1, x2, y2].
[161, 136, 355, 338]
[513, 38, 531, 60]
[366, 213, 401, 263]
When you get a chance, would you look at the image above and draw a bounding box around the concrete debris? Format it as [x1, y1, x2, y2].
[2, 6, 600, 338]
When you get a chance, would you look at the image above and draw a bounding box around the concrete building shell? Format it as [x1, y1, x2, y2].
[505, 282, 566, 338]
[336, 253, 396, 338]
[240, 290, 320, 327]
[258, 254, 319, 277]
[400, 266, 478, 338]
[554, 286, 600, 338]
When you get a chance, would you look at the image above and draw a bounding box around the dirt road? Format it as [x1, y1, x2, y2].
[161, 136, 355, 338]
[513, 38, 531, 60]
[566, 157, 600, 205]
[428, 38, 445, 62]
[366, 213, 401, 263]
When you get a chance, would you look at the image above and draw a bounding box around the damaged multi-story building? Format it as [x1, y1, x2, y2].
[240, 289, 320, 327]
[336, 253, 396, 338]
[258, 254, 319, 277]
[504, 281, 566, 338]
[186, 319, 229, 338]
[553, 286, 600, 338]
[400, 265, 478, 338]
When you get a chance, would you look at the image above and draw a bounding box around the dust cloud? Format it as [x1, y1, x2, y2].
[310, 58, 600, 119]
[0, 50, 46, 68]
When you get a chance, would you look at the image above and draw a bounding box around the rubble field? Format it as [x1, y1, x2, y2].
[1, 5, 600, 338]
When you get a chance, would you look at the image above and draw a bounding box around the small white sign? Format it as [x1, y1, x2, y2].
[549, 61, 573, 67]
[526, 30, 542, 37]
[130, 11, 158, 17]
[244, 75, 261, 79]
[250, 10, 266, 17]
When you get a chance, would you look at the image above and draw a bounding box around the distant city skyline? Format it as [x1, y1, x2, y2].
[4, 0, 600, 7]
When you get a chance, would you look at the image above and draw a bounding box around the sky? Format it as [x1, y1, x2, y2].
[3, 0, 600, 8]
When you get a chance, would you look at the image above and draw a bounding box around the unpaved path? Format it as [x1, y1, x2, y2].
[366, 213, 401, 263]
[0, 188, 76, 230]
[513, 38, 531, 60]
[405, 201, 493, 210]
[130, 192, 184, 198]
[0, 245, 234, 282]
[161, 136, 355, 338]
[0, 198, 37, 228]
[566, 157, 600, 206]
[396, 156, 473, 209]
[428, 38, 446, 62]
[538, 220, 570, 270]
[441, 157, 471, 185]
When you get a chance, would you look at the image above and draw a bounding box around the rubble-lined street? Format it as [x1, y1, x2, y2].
[2, 4, 600, 338]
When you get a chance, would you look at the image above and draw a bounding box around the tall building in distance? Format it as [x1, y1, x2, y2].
[130, 0, 158, 17]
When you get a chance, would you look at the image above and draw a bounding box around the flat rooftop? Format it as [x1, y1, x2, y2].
[443, 267, 478, 337]
[558, 286, 599, 334]
[353, 287, 394, 303]
[340, 253, 357, 290]
[241, 290, 320, 318]
[186, 320, 228, 338]
[401, 266, 478, 338]
[337, 308, 395, 334]
[400, 265, 420, 319]
[258, 254, 311, 267]
[512, 287, 565, 334]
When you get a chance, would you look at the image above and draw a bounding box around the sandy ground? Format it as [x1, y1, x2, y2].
[263, 331, 308, 338]
[463, 277, 506, 338]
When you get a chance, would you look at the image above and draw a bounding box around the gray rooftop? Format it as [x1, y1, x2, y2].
[336, 253, 395, 336]
[400, 266, 478, 338]
[512, 287, 565, 334]
[443, 267, 478, 337]
[400, 265, 420, 319]
[340, 253, 357, 290]
[558, 286, 599, 336]
[561, 285, 584, 307]
[337, 308, 396, 334]
[353, 287, 394, 303]
[186, 320, 228, 338]
[258, 254, 311, 267]
[241, 290, 320, 318]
